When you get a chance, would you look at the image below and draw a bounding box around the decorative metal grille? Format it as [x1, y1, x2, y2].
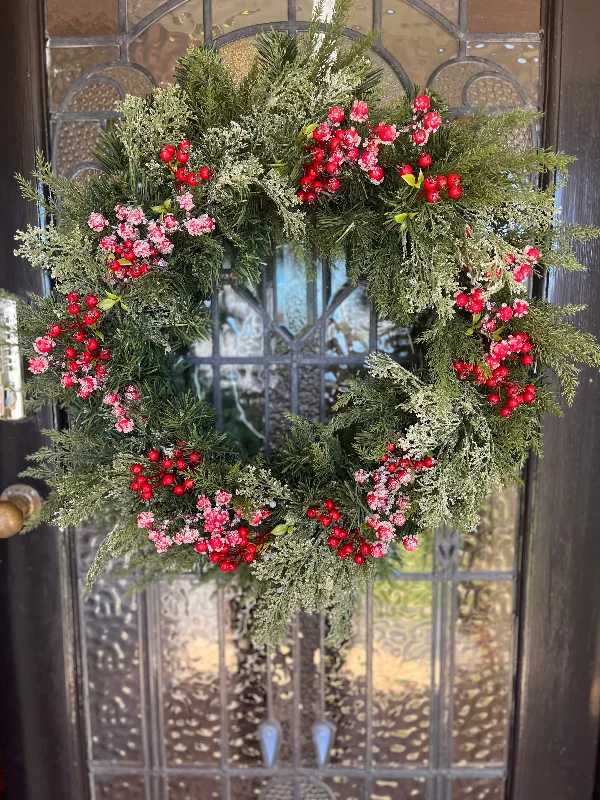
[46, 0, 541, 797]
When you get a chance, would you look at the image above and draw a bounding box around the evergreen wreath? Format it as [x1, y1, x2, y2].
[13, 1, 600, 644]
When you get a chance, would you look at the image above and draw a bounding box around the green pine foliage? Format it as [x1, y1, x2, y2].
[12, 4, 600, 645]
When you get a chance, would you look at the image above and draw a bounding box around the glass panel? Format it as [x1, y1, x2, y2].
[168, 776, 222, 798]
[221, 365, 265, 458]
[372, 582, 432, 766]
[128, 0, 166, 29]
[79, 525, 144, 764]
[298, 365, 322, 422]
[372, 777, 428, 799]
[324, 365, 362, 420]
[219, 286, 264, 357]
[322, 776, 365, 800]
[326, 598, 367, 767]
[451, 778, 505, 799]
[467, 0, 540, 33]
[326, 286, 370, 357]
[48, 46, 119, 110]
[95, 775, 146, 799]
[212, 0, 288, 40]
[377, 319, 414, 358]
[297, 0, 373, 34]
[299, 612, 323, 765]
[185, 363, 213, 404]
[230, 777, 270, 799]
[269, 364, 292, 451]
[459, 486, 518, 572]
[160, 578, 222, 765]
[55, 120, 104, 176]
[453, 582, 513, 765]
[47, 0, 118, 37]
[422, 0, 459, 24]
[270, 637, 295, 767]
[65, 81, 121, 112]
[465, 41, 540, 103]
[225, 588, 268, 767]
[274, 245, 314, 337]
[467, 75, 523, 108]
[129, 1, 204, 88]
[381, 0, 459, 88]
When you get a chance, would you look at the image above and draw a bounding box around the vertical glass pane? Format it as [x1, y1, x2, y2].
[219, 286, 263, 357]
[298, 365, 322, 422]
[377, 319, 414, 359]
[225, 589, 267, 767]
[372, 582, 432, 766]
[269, 363, 292, 451]
[459, 486, 518, 572]
[299, 612, 323, 765]
[212, 0, 288, 40]
[230, 777, 269, 799]
[451, 778, 505, 799]
[270, 636, 295, 767]
[275, 245, 314, 337]
[327, 286, 370, 356]
[48, 46, 120, 111]
[221, 365, 265, 458]
[326, 598, 367, 767]
[47, 0, 118, 37]
[160, 579, 222, 765]
[186, 363, 213, 405]
[465, 41, 540, 103]
[79, 526, 144, 764]
[453, 582, 513, 765]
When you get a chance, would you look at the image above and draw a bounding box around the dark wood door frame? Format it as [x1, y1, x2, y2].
[0, 0, 600, 798]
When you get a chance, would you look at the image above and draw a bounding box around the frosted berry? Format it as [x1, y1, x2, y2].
[413, 94, 431, 112]
[418, 153, 432, 167]
[402, 535, 419, 552]
[423, 111, 442, 132]
[48, 324, 62, 338]
[412, 129, 428, 146]
[426, 190, 440, 204]
[488, 394, 500, 405]
[398, 164, 413, 176]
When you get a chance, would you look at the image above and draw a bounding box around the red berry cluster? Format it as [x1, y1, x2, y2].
[398, 161, 462, 204]
[28, 293, 110, 399]
[297, 100, 398, 205]
[454, 361, 537, 418]
[159, 139, 213, 189]
[198, 529, 269, 572]
[408, 94, 443, 146]
[501, 246, 539, 283]
[130, 445, 202, 501]
[306, 499, 373, 565]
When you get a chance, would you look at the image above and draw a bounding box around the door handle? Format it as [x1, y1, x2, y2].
[0, 483, 42, 537]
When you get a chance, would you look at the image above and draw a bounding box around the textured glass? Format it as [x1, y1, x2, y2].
[459, 487, 518, 572]
[297, 0, 373, 33]
[221, 365, 265, 458]
[467, 0, 540, 33]
[219, 285, 264, 357]
[230, 776, 270, 799]
[453, 582, 513, 765]
[224, 588, 268, 766]
[47, 0, 118, 37]
[323, 776, 365, 800]
[259, 778, 335, 799]
[212, 0, 288, 40]
[451, 778, 505, 799]
[95, 775, 146, 798]
[55, 120, 104, 176]
[326, 599, 367, 767]
[299, 613, 324, 765]
[94, 65, 154, 97]
[274, 246, 313, 337]
[298, 365, 321, 421]
[327, 286, 370, 357]
[128, 0, 166, 28]
[381, 0, 459, 88]
[467, 75, 523, 107]
[430, 61, 490, 107]
[372, 582, 432, 766]
[421, 0, 459, 24]
[65, 81, 121, 112]
[168, 776, 222, 798]
[269, 637, 295, 767]
[269, 364, 292, 450]
[48, 46, 119, 110]
[377, 319, 414, 358]
[129, 1, 204, 88]
[372, 777, 428, 799]
[160, 578, 221, 765]
[465, 41, 540, 104]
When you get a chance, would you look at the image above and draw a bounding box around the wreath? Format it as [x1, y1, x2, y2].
[14, 2, 600, 644]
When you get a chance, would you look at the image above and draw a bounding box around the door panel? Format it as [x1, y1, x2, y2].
[13, 1, 600, 800]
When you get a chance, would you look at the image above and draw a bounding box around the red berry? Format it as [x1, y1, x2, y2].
[85, 294, 99, 307]
[345, 146, 359, 161]
[435, 175, 448, 190]
[189, 451, 202, 463]
[148, 449, 160, 462]
[455, 293, 468, 308]
[48, 324, 62, 338]
[507, 397, 519, 409]
[448, 186, 462, 199]
[307, 507, 318, 519]
[368, 166, 384, 183]
[175, 459, 187, 470]
[175, 166, 188, 182]
[323, 499, 335, 511]
[64, 347, 76, 359]
[500, 407, 512, 418]
[413, 94, 431, 112]
[176, 150, 189, 163]
[311, 147, 325, 163]
[330, 509, 341, 521]
[98, 349, 111, 360]
[423, 457, 435, 468]
[320, 516, 332, 527]
[299, 176, 313, 189]
[195, 540, 208, 553]
[141, 488, 153, 500]
[325, 161, 339, 175]
[199, 167, 212, 181]
[412, 129, 428, 145]
[187, 174, 199, 187]
[130, 464, 143, 475]
[173, 484, 185, 496]
[521, 355, 535, 366]
[305, 192, 317, 205]
[328, 536, 340, 548]
[209, 553, 221, 563]
[68, 303, 80, 315]
[184, 479, 195, 490]
[526, 247, 540, 263]
[523, 391, 535, 403]
[312, 180, 325, 194]
[73, 330, 85, 342]
[162, 474, 175, 486]
[488, 394, 500, 405]
[327, 178, 341, 192]
[179, 139, 190, 152]
[67, 292, 79, 304]
[161, 458, 173, 469]
[423, 176, 437, 191]
[86, 338, 98, 351]
[354, 554, 366, 564]
[418, 153, 432, 168]
[360, 543, 371, 556]
[426, 190, 440, 204]
[402, 536, 419, 552]
[423, 111, 442, 131]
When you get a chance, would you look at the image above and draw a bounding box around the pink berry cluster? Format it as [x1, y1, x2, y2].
[355, 443, 435, 554]
[407, 94, 443, 146]
[296, 100, 399, 204]
[28, 293, 110, 399]
[129, 445, 203, 501]
[102, 385, 140, 434]
[90, 204, 172, 282]
[137, 492, 271, 569]
[306, 499, 379, 564]
[501, 246, 539, 283]
[159, 139, 213, 189]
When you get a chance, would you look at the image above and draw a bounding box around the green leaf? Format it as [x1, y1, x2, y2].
[94, 329, 105, 342]
[298, 122, 319, 142]
[97, 297, 118, 311]
[271, 523, 291, 536]
[401, 173, 417, 187]
[416, 168, 424, 188]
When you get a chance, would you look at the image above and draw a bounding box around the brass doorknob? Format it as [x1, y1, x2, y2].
[0, 484, 42, 538]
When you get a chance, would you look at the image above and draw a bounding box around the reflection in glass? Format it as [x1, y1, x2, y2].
[372, 582, 432, 766]
[453, 582, 512, 765]
[459, 486, 518, 572]
[219, 285, 264, 357]
[451, 777, 505, 799]
[274, 245, 313, 337]
[327, 286, 370, 357]
[221, 366, 265, 459]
